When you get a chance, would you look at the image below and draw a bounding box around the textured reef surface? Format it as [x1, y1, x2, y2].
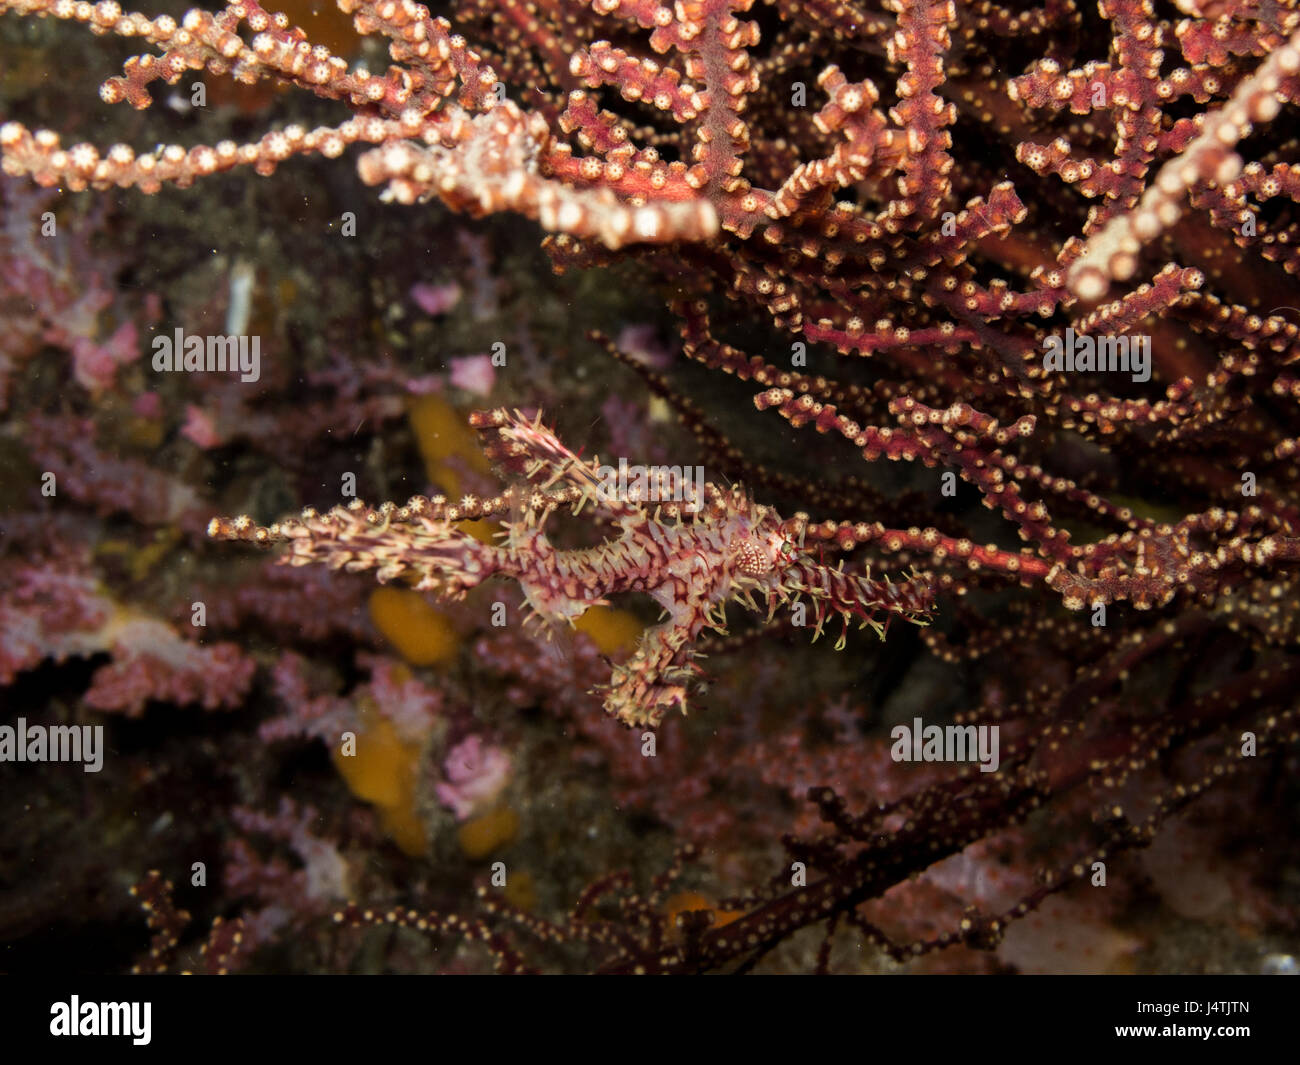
[1, 0, 1299, 973]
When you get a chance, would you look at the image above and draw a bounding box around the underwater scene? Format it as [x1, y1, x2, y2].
[1, 0, 1299, 976]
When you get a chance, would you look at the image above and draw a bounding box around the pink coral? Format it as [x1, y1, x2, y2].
[435, 735, 511, 821]
[260, 652, 444, 746]
[180, 404, 223, 449]
[448, 354, 495, 396]
[0, 555, 254, 715]
[0, 183, 142, 404]
[410, 281, 461, 316]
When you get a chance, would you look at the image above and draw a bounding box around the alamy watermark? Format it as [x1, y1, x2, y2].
[1043, 328, 1150, 383]
[152, 327, 261, 383]
[597, 458, 705, 513]
[0, 719, 104, 772]
[891, 717, 999, 773]
[50, 997, 150, 1045]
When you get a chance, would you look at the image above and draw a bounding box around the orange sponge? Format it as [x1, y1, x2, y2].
[574, 605, 644, 655]
[457, 806, 519, 859]
[409, 393, 490, 498]
[368, 586, 460, 667]
[408, 394, 499, 544]
[333, 715, 429, 857]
